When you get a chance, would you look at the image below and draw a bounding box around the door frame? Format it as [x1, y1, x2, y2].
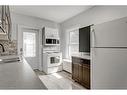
[18, 24, 42, 71]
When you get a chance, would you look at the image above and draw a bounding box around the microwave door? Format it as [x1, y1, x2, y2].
[46, 39, 52, 44]
[57, 40, 59, 44]
[45, 39, 59, 45]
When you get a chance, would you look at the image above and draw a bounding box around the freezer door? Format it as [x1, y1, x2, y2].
[91, 48, 127, 89]
[92, 17, 127, 47]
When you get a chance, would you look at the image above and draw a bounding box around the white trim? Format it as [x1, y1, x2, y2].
[65, 26, 79, 59]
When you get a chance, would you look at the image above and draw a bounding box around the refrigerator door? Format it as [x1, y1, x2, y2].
[91, 17, 127, 47]
[91, 48, 127, 89]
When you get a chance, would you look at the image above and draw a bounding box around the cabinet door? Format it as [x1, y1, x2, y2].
[72, 63, 79, 81]
[78, 63, 82, 82]
[72, 57, 80, 81]
[82, 64, 90, 89]
[45, 27, 59, 38]
[72, 57, 82, 82]
[72, 63, 82, 82]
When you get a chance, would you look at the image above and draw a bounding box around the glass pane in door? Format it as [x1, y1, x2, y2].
[23, 32, 36, 57]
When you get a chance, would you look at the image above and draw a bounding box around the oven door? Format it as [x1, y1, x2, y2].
[47, 53, 62, 67]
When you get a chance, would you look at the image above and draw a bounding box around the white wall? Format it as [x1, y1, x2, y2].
[11, 12, 59, 40]
[11, 13, 59, 28]
[60, 6, 127, 58]
[11, 12, 60, 49]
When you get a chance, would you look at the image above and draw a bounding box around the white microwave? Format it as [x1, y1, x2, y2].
[45, 38, 60, 45]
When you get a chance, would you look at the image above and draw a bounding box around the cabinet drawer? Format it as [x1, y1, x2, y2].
[72, 57, 81, 63]
[72, 57, 90, 64]
[82, 63, 90, 69]
[80, 59, 90, 64]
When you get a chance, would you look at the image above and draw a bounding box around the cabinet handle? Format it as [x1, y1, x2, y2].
[79, 64, 82, 66]
[83, 65, 90, 69]
[80, 60, 83, 63]
[80, 60, 84, 63]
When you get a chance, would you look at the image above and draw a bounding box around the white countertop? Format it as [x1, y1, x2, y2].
[0, 56, 47, 89]
[72, 53, 90, 60]
[0, 55, 19, 60]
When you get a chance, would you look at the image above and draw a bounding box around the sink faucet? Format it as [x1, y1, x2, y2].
[0, 43, 5, 52]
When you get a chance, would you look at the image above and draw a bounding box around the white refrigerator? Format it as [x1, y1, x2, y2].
[91, 17, 127, 89]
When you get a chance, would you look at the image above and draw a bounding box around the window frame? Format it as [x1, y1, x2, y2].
[68, 28, 79, 59]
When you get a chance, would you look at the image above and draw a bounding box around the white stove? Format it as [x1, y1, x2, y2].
[42, 51, 62, 74]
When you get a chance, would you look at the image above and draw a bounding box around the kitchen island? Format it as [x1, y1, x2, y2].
[0, 56, 47, 89]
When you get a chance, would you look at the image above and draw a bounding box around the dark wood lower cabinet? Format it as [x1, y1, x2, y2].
[82, 63, 90, 89]
[72, 63, 79, 81]
[72, 57, 90, 89]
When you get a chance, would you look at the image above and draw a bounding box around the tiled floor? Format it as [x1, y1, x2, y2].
[34, 70, 85, 90]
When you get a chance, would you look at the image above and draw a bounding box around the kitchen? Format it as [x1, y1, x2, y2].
[1, 5, 127, 90]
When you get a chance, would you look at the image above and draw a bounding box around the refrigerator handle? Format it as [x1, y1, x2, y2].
[91, 26, 95, 48]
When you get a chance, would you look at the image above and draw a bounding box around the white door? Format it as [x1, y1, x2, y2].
[22, 28, 39, 70]
[92, 17, 127, 47]
[91, 48, 127, 89]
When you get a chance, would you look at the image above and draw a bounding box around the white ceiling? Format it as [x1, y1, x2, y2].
[10, 6, 93, 23]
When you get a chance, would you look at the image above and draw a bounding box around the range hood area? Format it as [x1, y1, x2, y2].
[0, 6, 12, 41]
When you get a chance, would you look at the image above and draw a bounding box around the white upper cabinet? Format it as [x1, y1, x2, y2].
[44, 27, 59, 39]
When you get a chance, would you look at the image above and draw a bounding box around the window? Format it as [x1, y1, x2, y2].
[68, 29, 79, 59]
[23, 32, 36, 57]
